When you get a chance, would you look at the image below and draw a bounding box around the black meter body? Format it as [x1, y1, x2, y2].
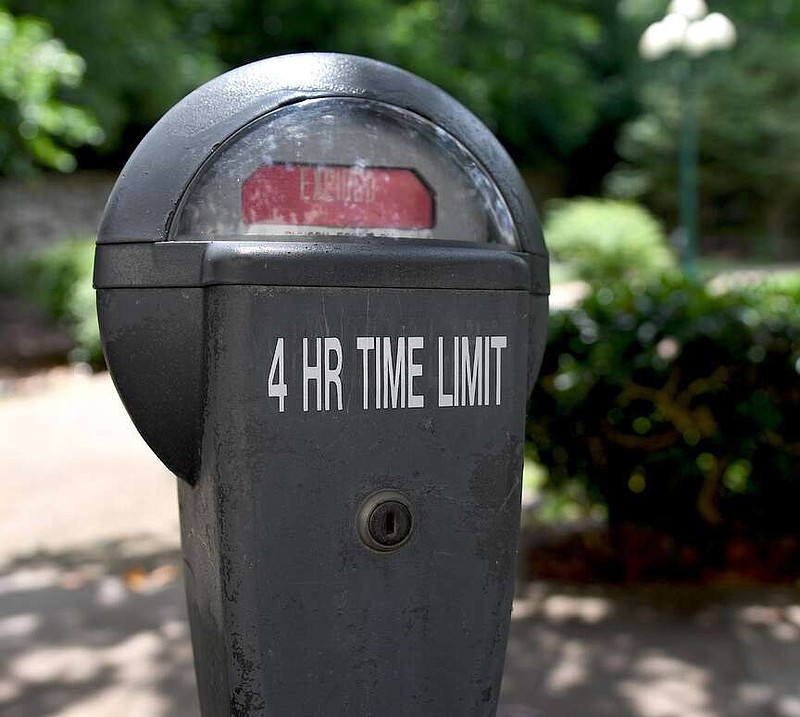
[94, 53, 549, 717]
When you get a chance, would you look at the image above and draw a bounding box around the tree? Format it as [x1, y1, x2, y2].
[6, 0, 223, 158]
[0, 4, 101, 174]
[211, 0, 614, 169]
[4, 0, 645, 188]
[609, 0, 800, 248]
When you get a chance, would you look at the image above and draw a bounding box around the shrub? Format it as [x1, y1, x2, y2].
[543, 198, 676, 285]
[1, 237, 102, 366]
[527, 276, 800, 553]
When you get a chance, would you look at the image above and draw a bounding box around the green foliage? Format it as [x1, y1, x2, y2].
[2, 0, 797, 255]
[528, 276, 800, 545]
[2, 238, 102, 365]
[208, 0, 618, 168]
[6, 0, 222, 153]
[610, 1, 800, 242]
[0, 1, 643, 178]
[543, 198, 676, 284]
[0, 5, 102, 174]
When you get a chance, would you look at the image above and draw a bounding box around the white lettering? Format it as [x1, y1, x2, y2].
[267, 337, 287, 412]
[382, 337, 406, 408]
[407, 337, 424, 408]
[302, 338, 323, 412]
[303, 166, 377, 204]
[483, 335, 490, 406]
[460, 336, 483, 407]
[452, 336, 460, 406]
[356, 337, 374, 410]
[288, 333, 506, 415]
[490, 336, 508, 406]
[374, 335, 382, 410]
[324, 337, 343, 411]
[438, 337, 454, 407]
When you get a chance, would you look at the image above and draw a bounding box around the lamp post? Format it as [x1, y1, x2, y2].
[639, 0, 736, 279]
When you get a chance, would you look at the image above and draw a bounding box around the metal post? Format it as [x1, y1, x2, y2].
[679, 61, 699, 280]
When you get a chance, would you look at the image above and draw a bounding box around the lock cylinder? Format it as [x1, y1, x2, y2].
[357, 490, 414, 552]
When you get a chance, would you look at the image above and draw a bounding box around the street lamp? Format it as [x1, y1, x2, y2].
[639, 0, 736, 279]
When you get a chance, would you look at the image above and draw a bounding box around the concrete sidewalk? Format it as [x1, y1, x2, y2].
[2, 371, 799, 717]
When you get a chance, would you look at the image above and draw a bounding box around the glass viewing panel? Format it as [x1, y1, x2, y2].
[172, 99, 517, 246]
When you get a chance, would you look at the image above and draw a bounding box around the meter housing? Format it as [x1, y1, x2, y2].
[95, 53, 549, 717]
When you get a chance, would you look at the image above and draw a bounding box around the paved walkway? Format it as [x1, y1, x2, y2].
[1, 371, 799, 716]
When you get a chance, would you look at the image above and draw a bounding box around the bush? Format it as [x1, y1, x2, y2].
[0, 8, 102, 174]
[1, 237, 102, 366]
[543, 198, 676, 285]
[527, 276, 800, 555]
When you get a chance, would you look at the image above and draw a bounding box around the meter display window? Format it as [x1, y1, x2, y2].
[172, 99, 517, 246]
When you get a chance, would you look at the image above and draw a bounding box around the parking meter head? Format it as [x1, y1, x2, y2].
[95, 53, 549, 483]
[98, 52, 545, 254]
[94, 53, 549, 717]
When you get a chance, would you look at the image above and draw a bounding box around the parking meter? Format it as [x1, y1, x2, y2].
[94, 53, 549, 717]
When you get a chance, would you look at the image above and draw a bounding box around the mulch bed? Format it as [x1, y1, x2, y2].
[523, 522, 800, 585]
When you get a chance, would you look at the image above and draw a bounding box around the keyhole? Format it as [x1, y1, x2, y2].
[358, 492, 414, 552]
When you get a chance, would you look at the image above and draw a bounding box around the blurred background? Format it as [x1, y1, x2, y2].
[0, 1, 797, 716]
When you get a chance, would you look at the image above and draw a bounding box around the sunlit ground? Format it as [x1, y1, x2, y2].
[1, 369, 798, 717]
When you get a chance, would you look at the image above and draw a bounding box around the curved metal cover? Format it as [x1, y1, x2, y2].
[97, 53, 547, 257]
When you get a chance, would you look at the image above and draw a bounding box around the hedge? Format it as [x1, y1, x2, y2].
[527, 275, 800, 553]
[0, 237, 102, 366]
[543, 198, 676, 284]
